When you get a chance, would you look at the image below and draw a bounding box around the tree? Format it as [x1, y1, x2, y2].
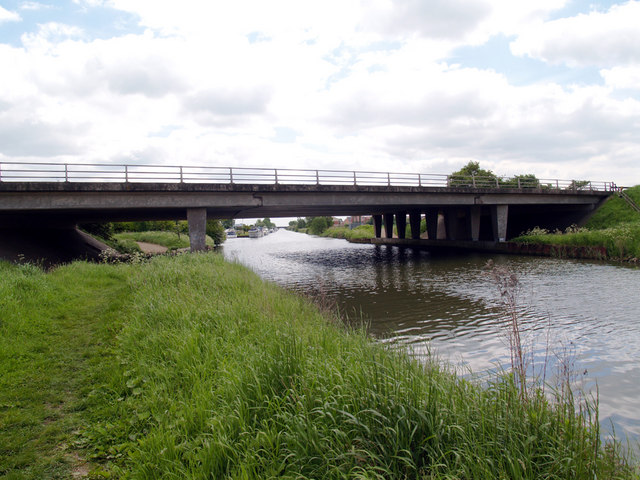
[308, 217, 330, 235]
[206, 220, 226, 245]
[221, 219, 234, 229]
[449, 161, 498, 187]
[500, 174, 540, 189]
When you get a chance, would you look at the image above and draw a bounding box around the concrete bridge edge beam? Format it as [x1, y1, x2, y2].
[373, 214, 382, 238]
[187, 208, 207, 252]
[492, 205, 509, 242]
[396, 211, 407, 240]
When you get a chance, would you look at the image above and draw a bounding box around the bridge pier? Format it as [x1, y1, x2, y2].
[396, 212, 407, 239]
[409, 211, 421, 239]
[373, 215, 382, 238]
[425, 208, 438, 240]
[470, 206, 481, 241]
[187, 208, 207, 252]
[383, 213, 394, 238]
[492, 205, 508, 242]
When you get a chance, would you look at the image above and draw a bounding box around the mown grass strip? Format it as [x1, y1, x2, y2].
[0, 261, 132, 479]
[1, 254, 637, 478]
[113, 231, 215, 250]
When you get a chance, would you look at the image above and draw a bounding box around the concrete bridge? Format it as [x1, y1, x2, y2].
[0, 162, 615, 261]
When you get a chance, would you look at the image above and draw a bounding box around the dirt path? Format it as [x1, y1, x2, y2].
[136, 241, 168, 254]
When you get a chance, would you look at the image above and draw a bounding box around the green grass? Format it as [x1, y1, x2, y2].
[511, 186, 640, 260]
[1, 254, 637, 478]
[586, 186, 640, 230]
[321, 225, 375, 240]
[113, 231, 214, 250]
[512, 222, 640, 259]
[0, 261, 132, 478]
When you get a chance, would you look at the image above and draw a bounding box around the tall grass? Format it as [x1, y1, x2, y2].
[321, 225, 375, 240]
[512, 222, 640, 259]
[1, 255, 637, 478]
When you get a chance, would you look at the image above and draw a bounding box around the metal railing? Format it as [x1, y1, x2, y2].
[0, 161, 617, 192]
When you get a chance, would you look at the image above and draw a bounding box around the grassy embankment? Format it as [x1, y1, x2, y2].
[512, 186, 640, 261]
[112, 231, 215, 252]
[1, 253, 636, 478]
[320, 224, 375, 240]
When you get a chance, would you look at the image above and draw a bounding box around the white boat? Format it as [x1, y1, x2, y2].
[226, 228, 237, 238]
[248, 227, 262, 238]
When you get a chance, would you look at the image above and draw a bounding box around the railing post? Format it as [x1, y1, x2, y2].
[556, 179, 559, 190]
[180, 166, 184, 183]
[472, 174, 476, 188]
[387, 172, 390, 186]
[495, 177, 499, 188]
[65, 164, 69, 182]
[418, 173, 422, 187]
[275, 169, 278, 184]
[229, 168, 233, 184]
[517, 178, 521, 189]
[0, 162, 3, 182]
[124, 165, 129, 183]
[316, 170, 320, 185]
[354, 171, 357, 186]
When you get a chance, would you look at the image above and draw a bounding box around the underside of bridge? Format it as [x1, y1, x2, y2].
[0, 182, 611, 263]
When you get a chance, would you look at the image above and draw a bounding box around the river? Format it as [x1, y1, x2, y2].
[222, 229, 640, 445]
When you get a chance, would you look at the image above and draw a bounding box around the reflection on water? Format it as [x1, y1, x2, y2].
[223, 229, 640, 443]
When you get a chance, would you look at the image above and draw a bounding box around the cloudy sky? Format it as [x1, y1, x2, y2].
[1, 0, 639, 186]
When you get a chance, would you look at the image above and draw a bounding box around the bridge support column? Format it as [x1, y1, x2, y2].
[383, 213, 394, 238]
[470, 206, 481, 241]
[424, 208, 438, 240]
[492, 205, 508, 242]
[409, 211, 421, 239]
[396, 212, 407, 239]
[445, 208, 459, 241]
[373, 214, 382, 238]
[187, 208, 207, 252]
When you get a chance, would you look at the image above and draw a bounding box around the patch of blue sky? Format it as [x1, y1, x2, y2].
[0, 0, 142, 47]
[547, 0, 628, 20]
[448, 34, 603, 87]
[272, 126, 298, 143]
[148, 125, 181, 138]
[246, 31, 271, 44]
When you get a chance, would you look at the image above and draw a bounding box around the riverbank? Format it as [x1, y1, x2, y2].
[1, 253, 636, 478]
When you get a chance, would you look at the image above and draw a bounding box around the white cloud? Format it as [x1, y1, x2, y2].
[0, 0, 638, 185]
[20, 2, 52, 11]
[601, 66, 640, 90]
[0, 6, 21, 23]
[511, 1, 640, 67]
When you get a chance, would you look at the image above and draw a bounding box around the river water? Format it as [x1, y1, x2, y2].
[222, 229, 640, 445]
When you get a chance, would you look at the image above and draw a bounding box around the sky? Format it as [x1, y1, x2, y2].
[1, 0, 639, 193]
